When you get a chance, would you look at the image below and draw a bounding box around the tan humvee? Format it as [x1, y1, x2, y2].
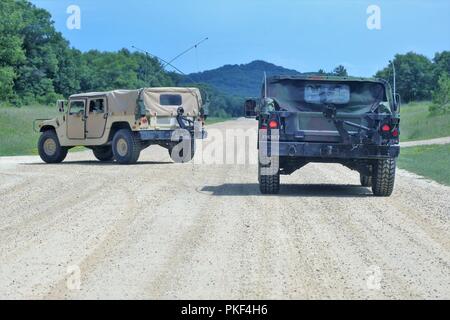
[36, 87, 207, 164]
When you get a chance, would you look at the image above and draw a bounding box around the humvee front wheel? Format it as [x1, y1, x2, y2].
[92, 146, 114, 161]
[372, 158, 396, 197]
[38, 130, 68, 163]
[360, 174, 372, 187]
[112, 129, 141, 164]
[258, 158, 280, 194]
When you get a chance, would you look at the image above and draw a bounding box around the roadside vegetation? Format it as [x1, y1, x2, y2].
[400, 101, 450, 141]
[205, 117, 233, 125]
[0, 105, 56, 155]
[0, 0, 242, 119]
[398, 144, 450, 186]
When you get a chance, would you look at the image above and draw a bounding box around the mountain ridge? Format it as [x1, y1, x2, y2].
[183, 60, 301, 97]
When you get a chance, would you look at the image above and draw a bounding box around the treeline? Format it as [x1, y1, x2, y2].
[375, 51, 450, 104]
[1, 0, 449, 116]
[0, 0, 173, 105]
[0, 0, 235, 117]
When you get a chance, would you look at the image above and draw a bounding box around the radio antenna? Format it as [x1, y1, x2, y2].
[389, 59, 396, 95]
[264, 72, 268, 98]
[163, 37, 209, 69]
[131, 45, 187, 76]
[131, 45, 210, 105]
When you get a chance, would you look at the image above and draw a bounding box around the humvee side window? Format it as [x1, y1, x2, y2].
[160, 94, 182, 106]
[89, 99, 105, 113]
[69, 101, 85, 115]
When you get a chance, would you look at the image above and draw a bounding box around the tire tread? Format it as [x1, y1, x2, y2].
[372, 158, 396, 196]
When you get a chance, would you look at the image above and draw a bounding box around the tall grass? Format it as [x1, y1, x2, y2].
[0, 105, 57, 156]
[398, 144, 450, 186]
[400, 101, 450, 141]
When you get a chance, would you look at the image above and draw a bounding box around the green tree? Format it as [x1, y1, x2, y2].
[333, 65, 348, 77]
[0, 0, 25, 102]
[432, 51, 450, 84]
[429, 73, 450, 114]
[375, 52, 434, 102]
[10, 0, 71, 104]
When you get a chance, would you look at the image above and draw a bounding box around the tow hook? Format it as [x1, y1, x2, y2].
[321, 145, 334, 156]
[288, 145, 296, 156]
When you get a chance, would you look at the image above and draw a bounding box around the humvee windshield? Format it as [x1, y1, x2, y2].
[267, 80, 388, 114]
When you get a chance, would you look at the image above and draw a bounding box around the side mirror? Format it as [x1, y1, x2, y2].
[394, 93, 401, 112]
[57, 100, 65, 113]
[201, 101, 210, 120]
[244, 99, 257, 118]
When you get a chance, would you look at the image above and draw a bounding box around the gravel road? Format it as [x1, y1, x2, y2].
[400, 136, 450, 147]
[0, 119, 449, 299]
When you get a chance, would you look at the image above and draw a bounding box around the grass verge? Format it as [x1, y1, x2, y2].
[398, 144, 450, 186]
[205, 117, 233, 125]
[0, 105, 58, 156]
[400, 101, 450, 142]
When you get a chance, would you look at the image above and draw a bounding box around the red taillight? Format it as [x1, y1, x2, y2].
[381, 124, 390, 132]
[392, 128, 399, 137]
[268, 120, 278, 129]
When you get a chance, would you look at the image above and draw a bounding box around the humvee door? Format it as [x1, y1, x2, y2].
[67, 100, 86, 139]
[86, 97, 107, 139]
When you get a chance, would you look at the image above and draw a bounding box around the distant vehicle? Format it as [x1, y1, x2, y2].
[35, 87, 207, 164]
[246, 75, 401, 196]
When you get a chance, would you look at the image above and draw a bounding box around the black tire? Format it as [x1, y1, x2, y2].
[112, 129, 141, 164]
[168, 138, 195, 163]
[258, 158, 280, 194]
[360, 174, 372, 187]
[372, 158, 396, 197]
[38, 130, 68, 164]
[92, 146, 114, 161]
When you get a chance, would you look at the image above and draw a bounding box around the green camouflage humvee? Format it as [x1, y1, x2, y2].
[246, 75, 401, 197]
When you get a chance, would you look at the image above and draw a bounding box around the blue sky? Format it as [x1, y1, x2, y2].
[31, 0, 450, 76]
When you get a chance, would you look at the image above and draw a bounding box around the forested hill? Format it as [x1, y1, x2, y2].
[1, 0, 448, 117]
[184, 60, 301, 97]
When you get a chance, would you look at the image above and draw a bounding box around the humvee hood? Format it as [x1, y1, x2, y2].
[69, 87, 202, 117]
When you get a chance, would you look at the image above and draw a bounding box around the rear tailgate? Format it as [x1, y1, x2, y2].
[296, 112, 369, 143]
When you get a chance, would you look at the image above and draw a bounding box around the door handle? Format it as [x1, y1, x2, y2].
[103, 113, 108, 119]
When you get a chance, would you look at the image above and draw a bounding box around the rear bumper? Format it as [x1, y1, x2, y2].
[139, 128, 207, 141]
[274, 141, 400, 159]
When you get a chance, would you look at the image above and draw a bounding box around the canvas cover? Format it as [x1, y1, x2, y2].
[142, 87, 202, 116]
[70, 87, 202, 116]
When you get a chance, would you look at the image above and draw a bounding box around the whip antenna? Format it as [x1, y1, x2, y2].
[163, 37, 209, 68]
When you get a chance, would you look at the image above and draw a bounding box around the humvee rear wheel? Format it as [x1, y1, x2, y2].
[360, 174, 372, 187]
[258, 158, 280, 194]
[372, 158, 396, 197]
[92, 146, 114, 161]
[112, 129, 141, 164]
[38, 130, 68, 163]
[168, 139, 195, 163]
